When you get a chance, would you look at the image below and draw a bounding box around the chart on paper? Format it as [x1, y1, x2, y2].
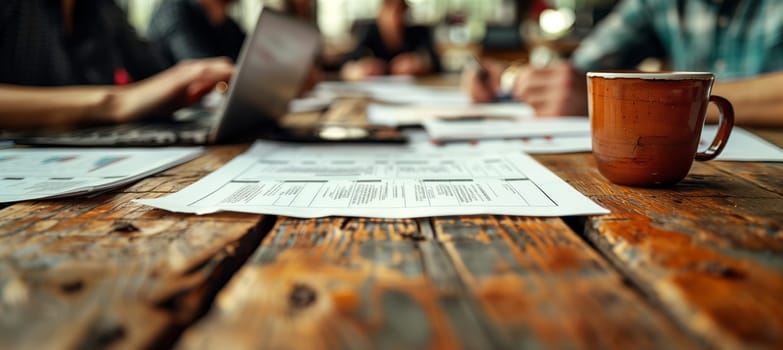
[137, 141, 608, 218]
[0, 147, 203, 203]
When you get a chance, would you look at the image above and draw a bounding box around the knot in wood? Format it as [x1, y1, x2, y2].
[112, 221, 139, 233]
[289, 284, 317, 309]
[400, 231, 426, 241]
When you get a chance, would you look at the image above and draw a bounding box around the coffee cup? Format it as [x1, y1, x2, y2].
[587, 72, 734, 187]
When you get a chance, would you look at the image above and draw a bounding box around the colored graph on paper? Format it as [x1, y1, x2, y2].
[90, 156, 129, 172]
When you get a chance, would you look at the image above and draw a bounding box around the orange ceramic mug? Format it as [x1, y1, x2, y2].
[587, 72, 734, 187]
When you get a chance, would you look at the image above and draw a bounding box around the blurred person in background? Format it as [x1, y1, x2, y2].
[463, 0, 783, 127]
[340, 0, 441, 80]
[283, 0, 316, 25]
[0, 0, 233, 129]
[147, 0, 245, 66]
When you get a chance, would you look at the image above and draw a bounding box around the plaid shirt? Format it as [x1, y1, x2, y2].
[571, 0, 783, 80]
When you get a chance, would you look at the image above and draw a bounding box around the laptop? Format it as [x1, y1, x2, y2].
[1, 9, 404, 146]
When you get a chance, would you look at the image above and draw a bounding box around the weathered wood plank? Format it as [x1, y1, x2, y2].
[708, 126, 783, 196]
[177, 217, 498, 350]
[536, 138, 783, 349]
[160, 144, 249, 175]
[434, 215, 698, 349]
[0, 146, 270, 349]
[179, 213, 698, 349]
[747, 127, 783, 146]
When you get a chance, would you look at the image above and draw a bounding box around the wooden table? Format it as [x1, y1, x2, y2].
[1, 98, 782, 349]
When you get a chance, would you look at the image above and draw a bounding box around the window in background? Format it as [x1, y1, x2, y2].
[117, 0, 614, 72]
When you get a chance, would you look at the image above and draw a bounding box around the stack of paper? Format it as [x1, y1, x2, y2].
[0, 147, 203, 203]
[422, 117, 590, 141]
[313, 78, 470, 106]
[367, 103, 535, 127]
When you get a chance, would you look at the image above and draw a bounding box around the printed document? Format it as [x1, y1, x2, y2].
[367, 103, 535, 127]
[314, 79, 470, 106]
[136, 141, 609, 218]
[411, 123, 783, 160]
[422, 117, 591, 141]
[0, 147, 203, 203]
[403, 129, 593, 155]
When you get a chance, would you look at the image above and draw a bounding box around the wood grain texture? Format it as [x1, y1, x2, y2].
[434, 215, 697, 349]
[177, 217, 496, 350]
[3, 99, 781, 350]
[536, 142, 783, 350]
[0, 147, 269, 349]
[178, 214, 697, 349]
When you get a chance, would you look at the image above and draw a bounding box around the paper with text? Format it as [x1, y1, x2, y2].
[314, 80, 470, 106]
[367, 103, 534, 127]
[0, 147, 203, 203]
[410, 123, 782, 160]
[423, 117, 591, 141]
[136, 141, 609, 218]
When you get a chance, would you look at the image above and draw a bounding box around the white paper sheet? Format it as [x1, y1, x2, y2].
[136, 141, 609, 218]
[404, 129, 593, 154]
[702, 126, 783, 162]
[314, 80, 470, 106]
[367, 103, 535, 127]
[412, 122, 782, 160]
[423, 117, 591, 141]
[0, 147, 203, 203]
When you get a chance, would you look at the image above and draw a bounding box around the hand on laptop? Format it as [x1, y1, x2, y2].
[111, 58, 234, 123]
[0, 58, 234, 130]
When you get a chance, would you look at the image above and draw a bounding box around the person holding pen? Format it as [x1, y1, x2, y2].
[463, 0, 783, 127]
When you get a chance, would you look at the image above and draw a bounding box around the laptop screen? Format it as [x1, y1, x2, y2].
[209, 8, 321, 143]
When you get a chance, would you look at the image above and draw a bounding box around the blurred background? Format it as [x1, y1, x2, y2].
[116, 0, 619, 72]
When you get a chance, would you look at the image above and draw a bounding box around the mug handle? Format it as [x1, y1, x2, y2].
[695, 95, 734, 161]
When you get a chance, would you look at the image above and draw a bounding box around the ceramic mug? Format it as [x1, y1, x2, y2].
[587, 72, 734, 187]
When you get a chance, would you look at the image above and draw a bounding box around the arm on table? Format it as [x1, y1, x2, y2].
[0, 58, 233, 129]
[340, 57, 387, 81]
[710, 70, 783, 127]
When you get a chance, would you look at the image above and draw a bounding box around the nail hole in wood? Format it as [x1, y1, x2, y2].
[60, 280, 84, 294]
[289, 283, 317, 310]
[112, 221, 139, 233]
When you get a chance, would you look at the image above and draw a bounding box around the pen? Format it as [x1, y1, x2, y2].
[472, 55, 490, 84]
[471, 55, 514, 102]
[436, 115, 516, 122]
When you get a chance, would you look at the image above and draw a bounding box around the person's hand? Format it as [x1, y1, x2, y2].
[511, 62, 588, 116]
[340, 58, 387, 81]
[460, 58, 505, 103]
[389, 52, 430, 76]
[111, 57, 234, 123]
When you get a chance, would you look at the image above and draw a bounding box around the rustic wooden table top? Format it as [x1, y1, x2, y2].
[1, 96, 782, 349]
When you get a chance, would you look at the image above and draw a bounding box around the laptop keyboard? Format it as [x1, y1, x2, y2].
[0, 122, 211, 146]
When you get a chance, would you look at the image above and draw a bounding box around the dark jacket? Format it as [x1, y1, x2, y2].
[146, 0, 245, 67]
[0, 0, 167, 86]
[345, 23, 442, 73]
